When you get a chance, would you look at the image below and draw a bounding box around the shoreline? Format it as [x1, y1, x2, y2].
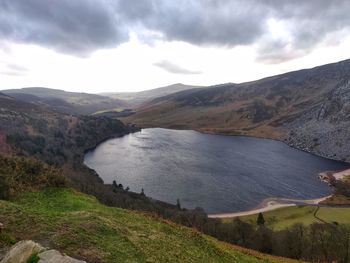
[208, 195, 331, 218]
[209, 167, 350, 219]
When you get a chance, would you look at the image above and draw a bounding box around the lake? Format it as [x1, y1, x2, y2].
[84, 128, 348, 213]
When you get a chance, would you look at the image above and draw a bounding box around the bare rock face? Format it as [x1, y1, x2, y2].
[38, 249, 86, 263]
[286, 79, 350, 162]
[0, 240, 44, 263]
[317, 80, 350, 123]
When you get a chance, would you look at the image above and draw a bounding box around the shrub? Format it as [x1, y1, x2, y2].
[0, 155, 68, 200]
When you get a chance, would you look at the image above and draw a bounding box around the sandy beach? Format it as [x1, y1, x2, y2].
[208, 195, 331, 218]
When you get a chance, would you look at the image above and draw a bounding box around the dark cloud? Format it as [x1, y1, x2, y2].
[255, 0, 350, 63]
[154, 60, 201, 74]
[0, 0, 129, 56]
[0, 0, 349, 62]
[119, 0, 267, 47]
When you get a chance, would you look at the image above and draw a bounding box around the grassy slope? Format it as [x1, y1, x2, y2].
[0, 188, 292, 263]
[229, 206, 350, 231]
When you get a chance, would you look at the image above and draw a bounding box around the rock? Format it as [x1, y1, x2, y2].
[0, 241, 85, 263]
[38, 250, 86, 263]
[0, 240, 44, 263]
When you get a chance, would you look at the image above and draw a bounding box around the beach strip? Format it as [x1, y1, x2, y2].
[208, 195, 331, 218]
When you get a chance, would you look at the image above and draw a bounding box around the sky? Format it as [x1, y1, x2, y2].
[1, 0, 350, 93]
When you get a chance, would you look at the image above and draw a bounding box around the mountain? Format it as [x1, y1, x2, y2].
[102, 83, 203, 107]
[1, 87, 128, 115]
[125, 59, 350, 162]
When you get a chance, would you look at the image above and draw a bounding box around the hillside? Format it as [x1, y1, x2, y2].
[102, 83, 202, 107]
[0, 188, 286, 263]
[0, 92, 132, 180]
[2, 87, 128, 115]
[0, 93, 163, 215]
[125, 59, 350, 162]
[223, 205, 350, 231]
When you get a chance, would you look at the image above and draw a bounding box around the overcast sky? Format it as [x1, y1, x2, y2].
[1, 0, 350, 93]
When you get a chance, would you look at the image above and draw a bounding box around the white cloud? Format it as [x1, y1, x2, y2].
[1, 34, 350, 93]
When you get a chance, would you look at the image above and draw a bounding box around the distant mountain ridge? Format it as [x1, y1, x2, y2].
[1, 84, 203, 114]
[2, 87, 128, 115]
[125, 58, 350, 162]
[101, 83, 203, 107]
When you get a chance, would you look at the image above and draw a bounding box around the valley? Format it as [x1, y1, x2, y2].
[2, 59, 350, 261]
[101, 83, 203, 107]
[2, 87, 127, 115]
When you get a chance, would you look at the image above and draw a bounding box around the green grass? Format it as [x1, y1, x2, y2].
[0, 188, 284, 263]
[232, 206, 350, 230]
[317, 206, 350, 224]
[26, 253, 40, 263]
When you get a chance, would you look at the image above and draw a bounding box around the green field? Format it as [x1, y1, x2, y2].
[229, 206, 350, 230]
[0, 188, 291, 263]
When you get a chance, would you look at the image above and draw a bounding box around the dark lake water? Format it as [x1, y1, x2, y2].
[84, 128, 348, 213]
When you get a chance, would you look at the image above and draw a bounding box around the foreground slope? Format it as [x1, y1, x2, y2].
[126, 59, 350, 162]
[2, 87, 127, 115]
[0, 188, 289, 263]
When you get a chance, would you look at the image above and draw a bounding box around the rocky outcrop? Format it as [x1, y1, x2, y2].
[0, 240, 44, 263]
[285, 79, 350, 162]
[0, 240, 86, 263]
[317, 80, 350, 122]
